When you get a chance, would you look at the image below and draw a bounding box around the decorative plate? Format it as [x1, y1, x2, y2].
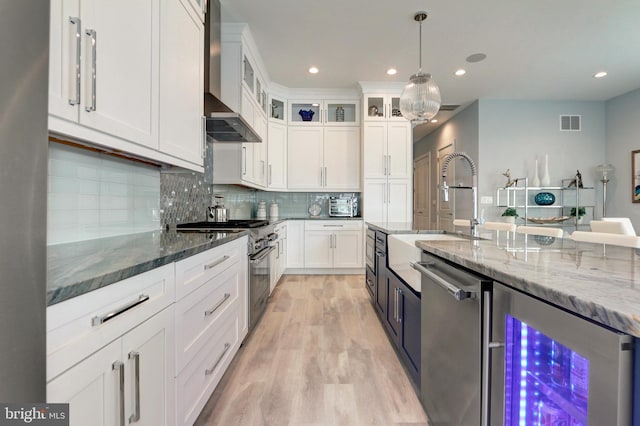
[308, 203, 321, 217]
[527, 216, 570, 224]
[534, 192, 556, 205]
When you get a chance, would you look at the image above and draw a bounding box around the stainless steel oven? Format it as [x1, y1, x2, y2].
[176, 219, 275, 331]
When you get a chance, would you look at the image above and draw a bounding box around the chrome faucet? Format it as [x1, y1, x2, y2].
[441, 152, 480, 236]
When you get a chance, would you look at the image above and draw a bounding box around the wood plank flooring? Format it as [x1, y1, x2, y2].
[195, 274, 429, 426]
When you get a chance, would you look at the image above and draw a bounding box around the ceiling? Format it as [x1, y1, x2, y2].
[220, 0, 640, 140]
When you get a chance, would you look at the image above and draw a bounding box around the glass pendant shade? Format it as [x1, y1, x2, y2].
[399, 72, 441, 122]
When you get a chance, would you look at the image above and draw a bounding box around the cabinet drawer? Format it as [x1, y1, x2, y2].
[175, 236, 247, 300]
[176, 308, 241, 426]
[47, 263, 175, 381]
[304, 220, 363, 231]
[175, 262, 243, 374]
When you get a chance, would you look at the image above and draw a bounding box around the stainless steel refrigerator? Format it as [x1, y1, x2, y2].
[0, 0, 49, 402]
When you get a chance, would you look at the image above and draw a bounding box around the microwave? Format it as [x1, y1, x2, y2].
[329, 197, 357, 217]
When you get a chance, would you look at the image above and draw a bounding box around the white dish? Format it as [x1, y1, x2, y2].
[308, 203, 321, 217]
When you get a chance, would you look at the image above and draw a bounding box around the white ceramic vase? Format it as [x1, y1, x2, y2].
[541, 154, 551, 186]
[532, 159, 541, 187]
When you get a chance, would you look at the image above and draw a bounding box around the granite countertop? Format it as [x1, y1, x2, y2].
[47, 230, 248, 306]
[415, 231, 640, 337]
[366, 221, 416, 233]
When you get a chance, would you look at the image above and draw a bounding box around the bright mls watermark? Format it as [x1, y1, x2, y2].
[0, 404, 68, 425]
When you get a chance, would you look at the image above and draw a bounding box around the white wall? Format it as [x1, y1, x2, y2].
[605, 88, 640, 231]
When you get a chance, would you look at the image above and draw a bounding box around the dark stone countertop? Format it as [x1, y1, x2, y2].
[47, 230, 248, 306]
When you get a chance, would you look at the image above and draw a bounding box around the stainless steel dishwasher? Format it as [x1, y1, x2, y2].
[412, 251, 492, 425]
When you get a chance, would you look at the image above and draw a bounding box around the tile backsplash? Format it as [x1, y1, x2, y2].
[48, 143, 161, 245]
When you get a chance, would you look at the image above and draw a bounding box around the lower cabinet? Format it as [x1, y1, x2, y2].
[47, 306, 176, 426]
[286, 220, 305, 268]
[303, 220, 363, 268]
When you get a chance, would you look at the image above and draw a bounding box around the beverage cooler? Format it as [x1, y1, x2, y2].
[483, 282, 633, 425]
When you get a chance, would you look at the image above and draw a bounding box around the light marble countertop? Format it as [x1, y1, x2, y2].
[415, 231, 640, 338]
[47, 230, 248, 306]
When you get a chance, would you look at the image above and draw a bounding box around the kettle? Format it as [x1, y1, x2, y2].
[368, 105, 379, 117]
[208, 195, 229, 222]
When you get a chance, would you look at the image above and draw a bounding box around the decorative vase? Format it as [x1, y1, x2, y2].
[336, 105, 344, 122]
[532, 159, 541, 187]
[534, 192, 555, 206]
[299, 109, 314, 121]
[541, 154, 551, 186]
[504, 216, 515, 224]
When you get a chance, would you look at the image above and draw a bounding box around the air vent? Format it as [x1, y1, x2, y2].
[439, 104, 460, 112]
[560, 115, 581, 131]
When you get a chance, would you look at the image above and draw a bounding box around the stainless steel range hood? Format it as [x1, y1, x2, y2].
[204, 0, 261, 143]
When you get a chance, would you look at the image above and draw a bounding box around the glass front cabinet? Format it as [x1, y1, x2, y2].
[363, 94, 405, 121]
[289, 99, 359, 126]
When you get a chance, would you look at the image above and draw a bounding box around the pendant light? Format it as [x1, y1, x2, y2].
[399, 12, 441, 122]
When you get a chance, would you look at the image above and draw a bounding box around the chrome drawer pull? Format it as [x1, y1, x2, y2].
[205, 342, 231, 376]
[204, 293, 231, 317]
[128, 351, 140, 423]
[68, 17, 81, 106]
[113, 361, 125, 426]
[84, 29, 97, 112]
[91, 294, 150, 326]
[204, 255, 230, 270]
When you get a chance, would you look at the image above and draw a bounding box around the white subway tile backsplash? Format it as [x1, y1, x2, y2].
[48, 143, 161, 245]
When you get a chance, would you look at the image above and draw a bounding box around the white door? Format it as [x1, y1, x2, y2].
[438, 143, 455, 231]
[79, 0, 158, 148]
[267, 122, 287, 189]
[287, 127, 324, 189]
[47, 340, 121, 426]
[363, 179, 386, 222]
[323, 127, 360, 190]
[363, 123, 387, 178]
[159, 0, 203, 165]
[304, 231, 333, 268]
[413, 153, 431, 230]
[333, 231, 363, 268]
[386, 122, 412, 179]
[121, 306, 175, 426]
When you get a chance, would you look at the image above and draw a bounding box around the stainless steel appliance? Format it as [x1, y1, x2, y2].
[485, 282, 632, 425]
[413, 252, 490, 425]
[176, 220, 276, 331]
[0, 1, 48, 402]
[328, 196, 358, 217]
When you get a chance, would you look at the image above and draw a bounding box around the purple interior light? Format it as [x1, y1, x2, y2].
[504, 315, 589, 425]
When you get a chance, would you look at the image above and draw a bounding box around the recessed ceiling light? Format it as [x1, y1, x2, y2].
[308, 66, 319, 74]
[593, 71, 608, 78]
[454, 69, 466, 76]
[466, 53, 487, 63]
[430, 119, 438, 123]
[386, 68, 397, 75]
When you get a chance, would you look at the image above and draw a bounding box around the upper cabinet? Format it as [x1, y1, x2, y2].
[49, 0, 159, 149]
[289, 99, 359, 126]
[184, 0, 206, 23]
[363, 94, 405, 122]
[269, 95, 287, 124]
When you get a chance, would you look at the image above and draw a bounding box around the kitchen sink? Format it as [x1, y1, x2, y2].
[387, 232, 469, 292]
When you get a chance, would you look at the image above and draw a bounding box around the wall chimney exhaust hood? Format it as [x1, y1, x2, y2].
[204, 0, 261, 143]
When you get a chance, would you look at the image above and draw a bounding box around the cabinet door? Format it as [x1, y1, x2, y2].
[289, 100, 322, 125]
[241, 89, 257, 184]
[333, 230, 363, 268]
[79, 0, 158, 148]
[304, 231, 333, 268]
[386, 273, 402, 343]
[363, 123, 387, 178]
[159, 0, 203, 166]
[323, 127, 360, 190]
[287, 127, 324, 189]
[363, 95, 387, 122]
[386, 122, 412, 179]
[375, 250, 387, 317]
[121, 307, 175, 426]
[362, 179, 387, 222]
[400, 284, 421, 383]
[47, 340, 121, 426]
[286, 221, 305, 268]
[49, 0, 81, 122]
[324, 100, 359, 126]
[252, 113, 268, 187]
[267, 121, 287, 189]
[387, 180, 412, 223]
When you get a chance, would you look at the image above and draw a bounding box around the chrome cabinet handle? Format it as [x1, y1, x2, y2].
[113, 361, 125, 426]
[397, 288, 403, 323]
[250, 245, 275, 264]
[383, 155, 387, 176]
[84, 29, 97, 112]
[204, 293, 231, 317]
[204, 255, 229, 270]
[268, 164, 272, 185]
[201, 116, 206, 159]
[68, 17, 81, 106]
[205, 342, 231, 375]
[128, 351, 140, 423]
[322, 224, 344, 227]
[92, 294, 150, 326]
[387, 155, 391, 176]
[261, 160, 265, 179]
[242, 146, 247, 175]
[320, 167, 323, 186]
[324, 167, 327, 186]
[411, 262, 476, 301]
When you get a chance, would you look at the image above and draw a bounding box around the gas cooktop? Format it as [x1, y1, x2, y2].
[176, 220, 269, 230]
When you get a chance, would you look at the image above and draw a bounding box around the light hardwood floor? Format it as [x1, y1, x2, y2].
[195, 274, 429, 426]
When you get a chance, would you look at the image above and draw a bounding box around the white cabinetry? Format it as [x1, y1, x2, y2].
[184, 0, 206, 23]
[49, 0, 159, 150]
[174, 237, 248, 426]
[289, 99, 359, 126]
[47, 264, 176, 426]
[363, 93, 405, 121]
[286, 221, 305, 268]
[288, 126, 360, 191]
[158, 0, 204, 167]
[267, 121, 287, 189]
[270, 222, 287, 293]
[304, 221, 363, 268]
[363, 117, 412, 222]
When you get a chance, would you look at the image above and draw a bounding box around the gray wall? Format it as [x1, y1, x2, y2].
[605, 88, 640, 229]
